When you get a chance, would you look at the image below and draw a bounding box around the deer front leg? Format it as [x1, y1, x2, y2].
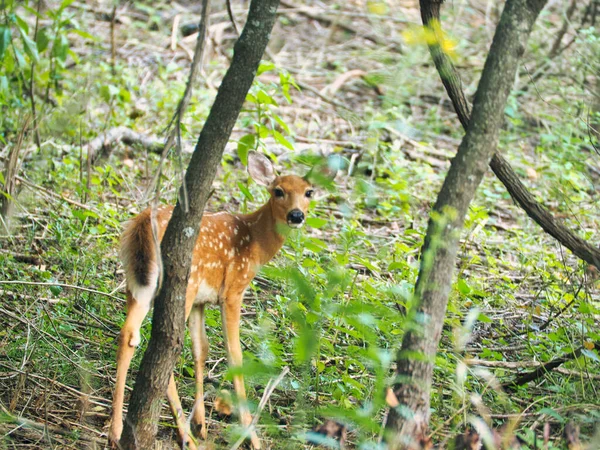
[221, 297, 261, 450]
[188, 304, 209, 440]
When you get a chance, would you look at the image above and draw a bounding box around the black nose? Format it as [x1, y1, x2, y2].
[287, 209, 304, 224]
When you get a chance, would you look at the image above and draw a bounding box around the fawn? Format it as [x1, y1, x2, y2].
[110, 151, 318, 449]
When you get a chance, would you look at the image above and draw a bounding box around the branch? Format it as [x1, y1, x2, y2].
[145, 0, 212, 206]
[502, 345, 593, 389]
[229, 367, 289, 450]
[386, 1, 547, 446]
[420, 0, 600, 269]
[119, 0, 280, 448]
[86, 126, 165, 163]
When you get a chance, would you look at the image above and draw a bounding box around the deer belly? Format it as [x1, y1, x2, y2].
[194, 279, 220, 304]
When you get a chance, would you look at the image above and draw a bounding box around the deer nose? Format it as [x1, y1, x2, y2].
[287, 209, 304, 225]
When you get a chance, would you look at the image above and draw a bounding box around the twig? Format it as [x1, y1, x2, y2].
[29, 0, 43, 151]
[225, 0, 239, 35]
[1, 115, 31, 223]
[0, 280, 124, 302]
[548, 0, 578, 57]
[110, 4, 117, 76]
[296, 79, 352, 111]
[504, 346, 588, 390]
[0, 404, 103, 442]
[144, 0, 211, 206]
[229, 367, 290, 450]
[465, 359, 543, 369]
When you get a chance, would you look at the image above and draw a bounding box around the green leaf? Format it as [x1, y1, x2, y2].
[15, 15, 29, 35]
[119, 88, 131, 103]
[0, 76, 8, 98]
[257, 60, 275, 75]
[457, 278, 471, 295]
[272, 114, 290, 134]
[52, 32, 69, 65]
[256, 124, 269, 139]
[537, 408, 564, 422]
[49, 285, 62, 296]
[36, 27, 50, 53]
[0, 26, 12, 61]
[100, 84, 119, 102]
[19, 28, 39, 63]
[68, 29, 96, 41]
[59, 0, 76, 12]
[306, 217, 327, 229]
[477, 312, 492, 323]
[582, 349, 599, 362]
[257, 89, 277, 106]
[272, 130, 294, 150]
[304, 237, 328, 253]
[237, 134, 256, 166]
[237, 181, 254, 202]
[0, 171, 5, 185]
[13, 46, 25, 67]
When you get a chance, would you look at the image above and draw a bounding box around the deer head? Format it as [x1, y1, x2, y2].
[247, 151, 314, 229]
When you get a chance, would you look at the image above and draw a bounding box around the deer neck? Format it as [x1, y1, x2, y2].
[243, 202, 286, 266]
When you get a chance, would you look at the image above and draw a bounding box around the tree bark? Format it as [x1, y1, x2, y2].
[420, 0, 600, 269]
[119, 0, 280, 448]
[385, 0, 547, 447]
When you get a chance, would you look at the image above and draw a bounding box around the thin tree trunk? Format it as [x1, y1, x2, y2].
[119, 0, 280, 448]
[420, 0, 600, 269]
[385, 0, 547, 447]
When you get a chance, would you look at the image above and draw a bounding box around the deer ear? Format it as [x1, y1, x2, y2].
[248, 151, 276, 186]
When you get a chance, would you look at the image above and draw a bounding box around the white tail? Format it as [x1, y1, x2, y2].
[110, 152, 316, 449]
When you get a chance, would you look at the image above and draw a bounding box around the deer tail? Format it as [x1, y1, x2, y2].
[120, 210, 160, 304]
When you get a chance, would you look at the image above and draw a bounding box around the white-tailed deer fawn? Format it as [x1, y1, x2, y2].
[110, 152, 316, 449]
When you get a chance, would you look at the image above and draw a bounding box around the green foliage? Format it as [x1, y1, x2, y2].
[238, 61, 299, 164]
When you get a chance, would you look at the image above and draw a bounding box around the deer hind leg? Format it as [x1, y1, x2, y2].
[164, 286, 199, 449]
[189, 304, 209, 439]
[110, 292, 151, 446]
[221, 296, 261, 450]
[166, 374, 198, 450]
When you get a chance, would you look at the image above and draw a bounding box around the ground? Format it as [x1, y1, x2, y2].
[0, 0, 598, 449]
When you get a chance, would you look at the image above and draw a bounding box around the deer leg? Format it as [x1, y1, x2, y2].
[166, 374, 197, 450]
[189, 304, 209, 439]
[110, 293, 150, 446]
[164, 288, 200, 449]
[221, 297, 261, 450]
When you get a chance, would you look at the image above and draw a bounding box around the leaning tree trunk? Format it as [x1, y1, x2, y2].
[420, 0, 600, 268]
[119, 0, 280, 448]
[385, 0, 547, 447]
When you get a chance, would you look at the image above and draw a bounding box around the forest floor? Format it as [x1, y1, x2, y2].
[0, 0, 599, 449]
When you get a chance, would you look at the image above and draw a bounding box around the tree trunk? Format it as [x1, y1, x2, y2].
[119, 0, 280, 448]
[420, 0, 600, 269]
[385, 0, 547, 447]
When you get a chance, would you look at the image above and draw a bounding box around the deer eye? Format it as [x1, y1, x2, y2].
[305, 189, 314, 198]
[274, 187, 285, 198]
